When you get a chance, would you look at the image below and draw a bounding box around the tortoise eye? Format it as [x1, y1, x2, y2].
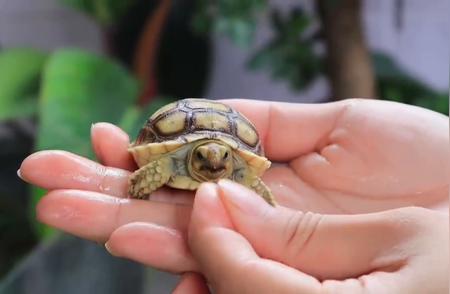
[196, 151, 204, 160]
[223, 151, 229, 159]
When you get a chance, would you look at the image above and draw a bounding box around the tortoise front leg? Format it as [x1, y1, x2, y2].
[247, 176, 276, 206]
[234, 170, 276, 206]
[128, 157, 173, 199]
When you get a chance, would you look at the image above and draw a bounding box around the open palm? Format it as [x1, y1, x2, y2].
[20, 99, 449, 275]
[255, 99, 448, 214]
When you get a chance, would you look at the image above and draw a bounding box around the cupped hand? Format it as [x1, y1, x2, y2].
[19, 99, 449, 281]
[183, 181, 448, 293]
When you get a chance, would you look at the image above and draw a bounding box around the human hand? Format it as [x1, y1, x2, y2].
[19, 99, 449, 286]
[183, 180, 448, 293]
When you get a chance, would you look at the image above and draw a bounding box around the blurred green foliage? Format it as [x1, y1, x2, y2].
[248, 9, 322, 90]
[59, 0, 448, 115]
[0, 48, 174, 239]
[373, 53, 448, 115]
[0, 49, 48, 119]
[193, 0, 266, 47]
[193, 3, 448, 115]
[31, 50, 139, 236]
[61, 0, 137, 25]
[37, 50, 139, 157]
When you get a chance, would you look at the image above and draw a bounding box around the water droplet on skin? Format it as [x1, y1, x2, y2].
[71, 174, 90, 183]
[53, 205, 81, 220]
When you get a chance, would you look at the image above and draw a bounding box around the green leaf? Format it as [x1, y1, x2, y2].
[248, 9, 322, 90]
[0, 49, 48, 120]
[192, 0, 267, 47]
[37, 49, 139, 155]
[372, 52, 408, 80]
[216, 18, 255, 47]
[29, 187, 56, 238]
[248, 47, 275, 69]
[373, 52, 449, 115]
[60, 0, 136, 24]
[32, 49, 139, 237]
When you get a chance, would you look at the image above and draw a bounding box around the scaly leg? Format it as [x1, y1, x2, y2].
[248, 176, 276, 206]
[235, 170, 276, 206]
[128, 157, 173, 199]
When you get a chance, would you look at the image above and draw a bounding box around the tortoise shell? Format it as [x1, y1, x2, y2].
[132, 98, 263, 156]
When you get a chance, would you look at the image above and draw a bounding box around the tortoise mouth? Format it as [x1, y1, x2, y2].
[200, 165, 227, 179]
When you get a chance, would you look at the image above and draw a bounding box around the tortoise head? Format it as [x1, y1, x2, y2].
[189, 141, 233, 182]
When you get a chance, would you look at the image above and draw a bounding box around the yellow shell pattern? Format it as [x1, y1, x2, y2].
[132, 98, 263, 156]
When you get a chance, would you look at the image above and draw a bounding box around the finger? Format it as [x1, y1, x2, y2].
[20, 150, 130, 197]
[91, 122, 137, 171]
[172, 273, 209, 294]
[36, 189, 191, 242]
[105, 222, 198, 273]
[149, 188, 195, 205]
[221, 99, 346, 161]
[20, 150, 194, 204]
[217, 180, 418, 280]
[189, 183, 321, 293]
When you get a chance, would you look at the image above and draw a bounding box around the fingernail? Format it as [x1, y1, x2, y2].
[193, 183, 232, 228]
[218, 180, 271, 217]
[90, 123, 104, 162]
[104, 242, 114, 255]
[17, 169, 23, 180]
[90, 123, 97, 136]
[195, 183, 219, 202]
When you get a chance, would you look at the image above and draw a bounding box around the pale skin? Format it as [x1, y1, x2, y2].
[19, 99, 449, 293]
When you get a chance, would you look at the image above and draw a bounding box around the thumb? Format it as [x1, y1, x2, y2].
[217, 180, 418, 280]
[188, 183, 321, 293]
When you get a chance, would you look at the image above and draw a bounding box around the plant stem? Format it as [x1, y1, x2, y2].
[133, 0, 172, 105]
[317, 0, 376, 99]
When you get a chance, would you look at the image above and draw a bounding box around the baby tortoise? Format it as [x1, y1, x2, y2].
[128, 98, 275, 205]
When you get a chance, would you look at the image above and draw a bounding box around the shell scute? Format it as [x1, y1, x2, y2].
[235, 117, 258, 147]
[154, 110, 187, 136]
[186, 99, 231, 112]
[151, 101, 178, 119]
[193, 111, 231, 133]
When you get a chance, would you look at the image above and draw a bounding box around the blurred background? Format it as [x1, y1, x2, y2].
[0, 0, 448, 293]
